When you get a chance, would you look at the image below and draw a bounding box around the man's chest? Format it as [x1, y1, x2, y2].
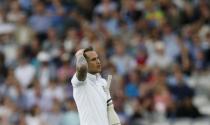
[87, 79, 107, 101]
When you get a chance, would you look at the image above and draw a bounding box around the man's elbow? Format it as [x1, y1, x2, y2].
[76, 65, 88, 81]
[78, 65, 88, 73]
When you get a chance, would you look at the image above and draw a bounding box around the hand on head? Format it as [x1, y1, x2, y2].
[75, 49, 85, 57]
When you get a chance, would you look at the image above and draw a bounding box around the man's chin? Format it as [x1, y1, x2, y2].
[97, 69, 102, 73]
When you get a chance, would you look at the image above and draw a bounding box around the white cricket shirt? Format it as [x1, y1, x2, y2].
[71, 73, 109, 125]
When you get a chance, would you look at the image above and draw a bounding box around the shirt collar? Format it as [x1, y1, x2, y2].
[87, 73, 101, 81]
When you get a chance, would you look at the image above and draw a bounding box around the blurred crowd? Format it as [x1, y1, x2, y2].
[0, 0, 210, 125]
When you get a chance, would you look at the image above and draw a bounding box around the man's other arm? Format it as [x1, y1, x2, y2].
[106, 75, 121, 125]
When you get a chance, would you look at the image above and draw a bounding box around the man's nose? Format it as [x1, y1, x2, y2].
[96, 59, 100, 64]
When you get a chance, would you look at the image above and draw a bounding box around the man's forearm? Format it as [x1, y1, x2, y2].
[107, 101, 121, 125]
[76, 54, 88, 81]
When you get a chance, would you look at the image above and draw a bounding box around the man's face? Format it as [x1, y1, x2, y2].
[85, 51, 101, 74]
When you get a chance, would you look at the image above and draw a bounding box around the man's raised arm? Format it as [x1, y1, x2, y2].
[75, 49, 88, 81]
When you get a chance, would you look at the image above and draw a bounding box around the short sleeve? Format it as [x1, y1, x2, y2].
[71, 73, 86, 87]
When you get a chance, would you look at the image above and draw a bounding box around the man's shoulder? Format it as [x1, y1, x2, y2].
[99, 77, 108, 87]
[71, 73, 86, 87]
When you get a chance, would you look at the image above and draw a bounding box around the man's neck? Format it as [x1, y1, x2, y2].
[88, 72, 97, 75]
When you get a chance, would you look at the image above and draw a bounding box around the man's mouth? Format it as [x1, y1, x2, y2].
[97, 65, 101, 68]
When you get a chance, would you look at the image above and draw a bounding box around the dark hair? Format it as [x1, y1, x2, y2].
[83, 46, 94, 60]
